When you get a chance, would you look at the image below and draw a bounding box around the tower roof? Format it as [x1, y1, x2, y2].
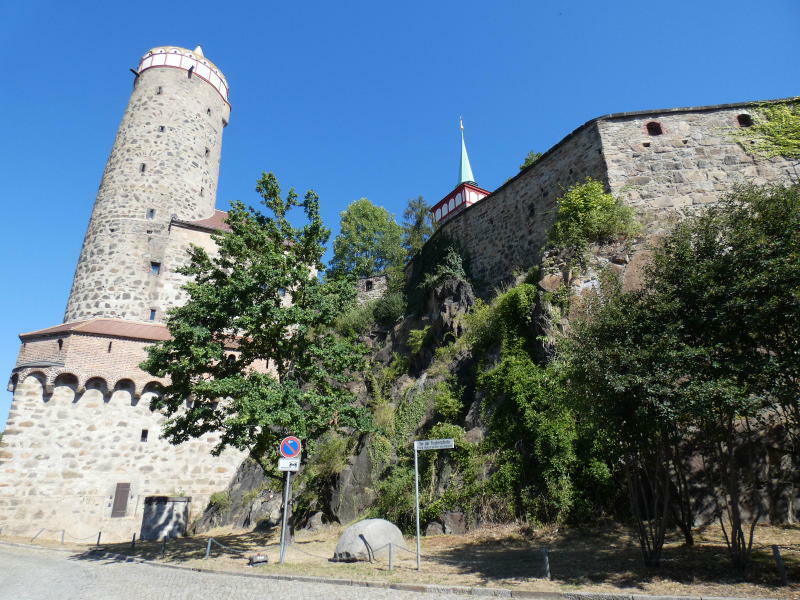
[458, 118, 476, 186]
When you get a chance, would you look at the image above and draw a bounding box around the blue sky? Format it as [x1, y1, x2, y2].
[1, 0, 798, 426]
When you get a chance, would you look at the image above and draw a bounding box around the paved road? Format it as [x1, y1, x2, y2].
[0, 543, 471, 600]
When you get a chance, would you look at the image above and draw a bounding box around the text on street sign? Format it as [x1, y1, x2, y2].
[414, 438, 455, 451]
[278, 458, 300, 472]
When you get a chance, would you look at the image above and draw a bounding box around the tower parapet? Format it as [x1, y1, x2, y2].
[138, 46, 229, 105]
[64, 45, 230, 323]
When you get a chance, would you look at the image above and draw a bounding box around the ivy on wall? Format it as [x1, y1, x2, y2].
[737, 100, 800, 159]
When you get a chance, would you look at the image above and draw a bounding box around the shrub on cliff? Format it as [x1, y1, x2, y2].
[549, 178, 638, 266]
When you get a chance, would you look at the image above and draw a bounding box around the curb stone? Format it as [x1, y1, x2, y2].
[0, 542, 780, 600]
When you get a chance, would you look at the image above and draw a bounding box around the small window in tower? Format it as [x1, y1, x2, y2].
[646, 121, 663, 136]
[140, 429, 149, 442]
[207, 108, 212, 116]
[148, 309, 157, 321]
[156, 86, 163, 95]
[204, 147, 210, 157]
[365, 280, 374, 292]
[150, 262, 161, 275]
[158, 125, 165, 133]
[107, 341, 113, 352]
[147, 209, 156, 220]
[140, 163, 146, 173]
[737, 114, 753, 127]
[57, 338, 63, 351]
[200, 187, 204, 196]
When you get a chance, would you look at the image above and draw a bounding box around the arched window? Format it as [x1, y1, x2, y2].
[737, 114, 753, 127]
[435, 208, 441, 221]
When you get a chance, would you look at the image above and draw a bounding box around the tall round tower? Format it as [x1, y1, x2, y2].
[64, 45, 230, 323]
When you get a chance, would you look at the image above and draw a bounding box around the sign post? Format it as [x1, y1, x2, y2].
[413, 438, 454, 571]
[278, 436, 302, 564]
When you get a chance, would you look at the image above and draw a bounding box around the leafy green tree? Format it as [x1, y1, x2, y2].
[566, 184, 800, 569]
[327, 198, 404, 279]
[401, 196, 434, 259]
[141, 172, 370, 478]
[520, 150, 543, 170]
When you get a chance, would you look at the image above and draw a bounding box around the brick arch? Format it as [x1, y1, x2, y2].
[51, 372, 79, 404]
[19, 371, 46, 394]
[110, 378, 137, 406]
[78, 376, 109, 404]
[140, 381, 163, 410]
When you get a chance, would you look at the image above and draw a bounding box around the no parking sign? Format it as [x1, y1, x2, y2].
[278, 436, 302, 459]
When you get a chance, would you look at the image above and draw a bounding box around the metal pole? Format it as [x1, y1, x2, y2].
[131, 533, 136, 549]
[61, 530, 65, 545]
[542, 547, 551, 580]
[414, 442, 421, 571]
[205, 538, 212, 559]
[96, 531, 101, 548]
[279, 470, 291, 564]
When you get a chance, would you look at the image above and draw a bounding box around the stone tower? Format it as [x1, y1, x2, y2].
[64, 45, 230, 324]
[2, 46, 244, 543]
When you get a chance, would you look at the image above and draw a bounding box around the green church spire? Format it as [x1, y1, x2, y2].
[458, 117, 476, 186]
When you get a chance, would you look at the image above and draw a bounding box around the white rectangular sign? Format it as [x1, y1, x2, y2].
[278, 457, 300, 472]
[414, 438, 455, 451]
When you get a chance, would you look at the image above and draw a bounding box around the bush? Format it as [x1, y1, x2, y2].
[209, 491, 231, 511]
[431, 380, 463, 421]
[335, 300, 378, 336]
[407, 326, 431, 355]
[373, 291, 406, 325]
[549, 178, 639, 264]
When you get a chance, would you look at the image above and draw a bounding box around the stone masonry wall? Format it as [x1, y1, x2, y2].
[157, 224, 220, 316]
[64, 65, 229, 324]
[429, 122, 607, 293]
[599, 104, 800, 233]
[0, 367, 244, 543]
[428, 101, 800, 293]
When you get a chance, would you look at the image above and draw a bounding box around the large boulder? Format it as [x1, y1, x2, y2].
[331, 518, 407, 562]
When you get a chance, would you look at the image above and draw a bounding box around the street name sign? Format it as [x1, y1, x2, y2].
[414, 438, 455, 451]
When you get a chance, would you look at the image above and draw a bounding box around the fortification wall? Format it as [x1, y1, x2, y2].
[0, 369, 244, 542]
[64, 63, 229, 324]
[430, 123, 607, 292]
[429, 101, 800, 292]
[599, 104, 800, 231]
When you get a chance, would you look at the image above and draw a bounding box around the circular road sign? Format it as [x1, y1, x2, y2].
[279, 436, 302, 459]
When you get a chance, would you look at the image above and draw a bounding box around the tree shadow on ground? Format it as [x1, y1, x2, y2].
[69, 526, 289, 565]
[426, 524, 799, 590]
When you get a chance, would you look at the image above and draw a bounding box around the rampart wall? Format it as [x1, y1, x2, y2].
[428, 100, 800, 293]
[0, 366, 244, 542]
